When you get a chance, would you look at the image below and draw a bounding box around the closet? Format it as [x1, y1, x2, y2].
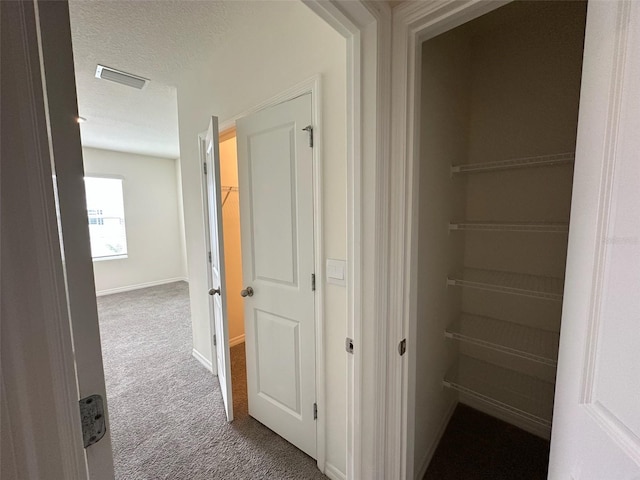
[414, 0, 587, 474]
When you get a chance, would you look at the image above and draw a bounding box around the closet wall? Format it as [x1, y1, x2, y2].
[414, 28, 470, 465]
[414, 1, 587, 473]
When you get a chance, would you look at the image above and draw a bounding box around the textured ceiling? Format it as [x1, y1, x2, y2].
[69, 1, 260, 159]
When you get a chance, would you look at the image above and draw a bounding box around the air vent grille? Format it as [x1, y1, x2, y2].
[95, 65, 148, 89]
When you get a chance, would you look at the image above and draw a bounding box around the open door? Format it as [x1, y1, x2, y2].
[549, 2, 640, 478]
[236, 94, 317, 458]
[205, 116, 234, 422]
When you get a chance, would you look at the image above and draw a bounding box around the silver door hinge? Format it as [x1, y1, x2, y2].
[398, 339, 407, 356]
[204, 162, 208, 175]
[345, 337, 354, 354]
[208, 251, 212, 263]
[213, 334, 217, 346]
[302, 125, 314, 148]
[79, 394, 106, 448]
[313, 402, 318, 420]
[311, 273, 316, 291]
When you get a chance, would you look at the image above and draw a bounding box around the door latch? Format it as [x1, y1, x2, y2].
[345, 337, 354, 354]
[398, 339, 407, 356]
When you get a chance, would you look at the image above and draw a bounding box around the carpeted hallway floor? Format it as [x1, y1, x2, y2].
[97, 281, 326, 480]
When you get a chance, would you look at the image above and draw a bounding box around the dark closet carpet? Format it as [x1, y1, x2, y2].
[424, 404, 550, 479]
[97, 282, 325, 480]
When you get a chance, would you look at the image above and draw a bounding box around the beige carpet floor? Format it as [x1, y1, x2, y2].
[97, 281, 326, 479]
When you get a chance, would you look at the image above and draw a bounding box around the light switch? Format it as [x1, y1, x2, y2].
[326, 258, 346, 286]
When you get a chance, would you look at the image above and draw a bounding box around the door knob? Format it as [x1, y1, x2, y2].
[240, 286, 254, 297]
[209, 287, 221, 296]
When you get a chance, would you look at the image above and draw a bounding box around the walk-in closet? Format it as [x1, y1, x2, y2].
[414, 1, 588, 477]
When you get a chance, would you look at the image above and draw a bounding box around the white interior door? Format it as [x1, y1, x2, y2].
[549, 2, 640, 478]
[205, 116, 234, 422]
[236, 93, 317, 458]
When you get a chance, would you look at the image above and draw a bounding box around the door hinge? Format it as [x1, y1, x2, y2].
[311, 273, 316, 291]
[345, 337, 354, 354]
[313, 402, 318, 420]
[204, 162, 208, 175]
[398, 338, 407, 356]
[79, 394, 106, 448]
[302, 125, 314, 148]
[213, 334, 217, 346]
[208, 251, 212, 263]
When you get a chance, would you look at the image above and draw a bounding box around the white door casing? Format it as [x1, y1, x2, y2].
[236, 93, 317, 458]
[549, 2, 640, 478]
[205, 117, 234, 422]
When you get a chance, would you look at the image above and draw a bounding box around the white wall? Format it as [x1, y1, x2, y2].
[175, 2, 347, 474]
[82, 147, 187, 295]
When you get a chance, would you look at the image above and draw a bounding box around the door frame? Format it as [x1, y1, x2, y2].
[388, 2, 532, 479]
[199, 77, 326, 468]
[7, 1, 392, 479]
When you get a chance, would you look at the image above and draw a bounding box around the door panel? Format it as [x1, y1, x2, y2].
[549, 2, 640, 478]
[247, 124, 298, 285]
[205, 116, 234, 422]
[255, 309, 301, 414]
[237, 93, 316, 458]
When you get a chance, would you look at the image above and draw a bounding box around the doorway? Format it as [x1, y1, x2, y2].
[218, 128, 249, 420]
[408, 1, 588, 478]
[203, 90, 321, 461]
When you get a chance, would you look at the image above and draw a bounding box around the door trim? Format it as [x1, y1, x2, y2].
[303, 3, 392, 478]
[390, 2, 513, 479]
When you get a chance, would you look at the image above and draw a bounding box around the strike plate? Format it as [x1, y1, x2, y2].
[79, 394, 106, 448]
[345, 337, 354, 354]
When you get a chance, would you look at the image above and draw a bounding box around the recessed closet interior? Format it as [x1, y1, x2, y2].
[414, 0, 587, 475]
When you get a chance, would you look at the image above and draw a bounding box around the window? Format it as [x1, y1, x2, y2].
[84, 177, 128, 260]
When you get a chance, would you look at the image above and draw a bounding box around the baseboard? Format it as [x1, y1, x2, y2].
[324, 462, 346, 480]
[192, 348, 213, 373]
[415, 400, 457, 480]
[95, 277, 188, 296]
[229, 334, 245, 347]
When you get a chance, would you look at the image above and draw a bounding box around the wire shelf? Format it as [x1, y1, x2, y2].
[445, 314, 559, 366]
[449, 221, 569, 233]
[443, 355, 555, 428]
[447, 268, 564, 301]
[451, 152, 575, 174]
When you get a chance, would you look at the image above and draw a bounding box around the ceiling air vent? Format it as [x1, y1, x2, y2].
[95, 65, 148, 89]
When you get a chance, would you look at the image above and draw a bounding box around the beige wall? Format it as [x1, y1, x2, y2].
[219, 136, 244, 343]
[415, 28, 470, 474]
[176, 2, 347, 473]
[82, 147, 186, 295]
